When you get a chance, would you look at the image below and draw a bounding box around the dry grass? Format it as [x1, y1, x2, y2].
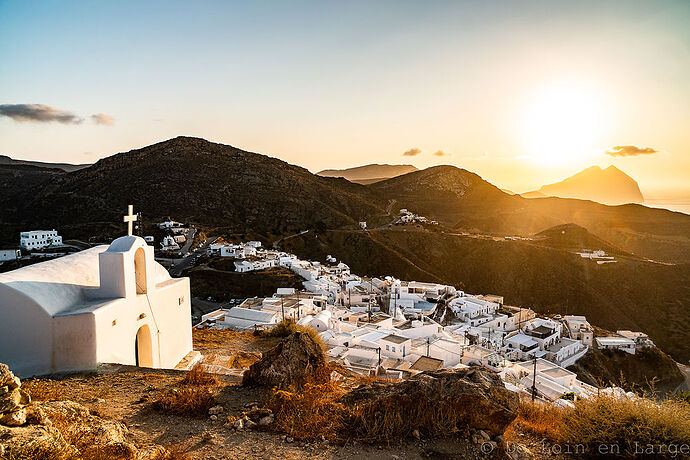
[23, 379, 67, 402]
[267, 378, 348, 441]
[266, 364, 470, 443]
[193, 328, 257, 350]
[559, 395, 690, 456]
[153, 363, 220, 416]
[507, 395, 690, 457]
[261, 319, 325, 350]
[152, 387, 216, 416]
[180, 363, 220, 386]
[505, 398, 566, 442]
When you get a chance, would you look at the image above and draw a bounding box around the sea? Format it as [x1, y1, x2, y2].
[643, 199, 690, 215]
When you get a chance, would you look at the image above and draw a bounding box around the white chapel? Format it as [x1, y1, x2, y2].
[0, 207, 193, 377]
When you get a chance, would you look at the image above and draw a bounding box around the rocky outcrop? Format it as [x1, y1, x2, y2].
[341, 367, 519, 438]
[242, 332, 327, 389]
[0, 362, 169, 459]
[0, 363, 31, 426]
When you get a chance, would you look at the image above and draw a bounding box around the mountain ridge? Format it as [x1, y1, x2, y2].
[317, 163, 418, 184]
[0, 154, 90, 172]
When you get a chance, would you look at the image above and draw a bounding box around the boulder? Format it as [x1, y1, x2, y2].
[0, 408, 26, 426]
[0, 364, 30, 427]
[0, 424, 79, 459]
[242, 332, 326, 389]
[0, 389, 22, 414]
[340, 367, 518, 438]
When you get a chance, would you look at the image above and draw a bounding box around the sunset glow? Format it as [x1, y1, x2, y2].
[0, 0, 689, 197]
[520, 82, 608, 166]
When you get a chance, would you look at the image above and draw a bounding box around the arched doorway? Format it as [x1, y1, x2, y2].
[135, 324, 153, 367]
[134, 247, 147, 294]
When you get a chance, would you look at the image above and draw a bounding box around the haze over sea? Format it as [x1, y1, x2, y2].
[643, 200, 690, 215]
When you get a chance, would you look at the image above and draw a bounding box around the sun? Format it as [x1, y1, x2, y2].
[520, 82, 609, 165]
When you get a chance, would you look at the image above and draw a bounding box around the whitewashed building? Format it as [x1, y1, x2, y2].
[20, 230, 63, 250]
[0, 249, 21, 263]
[0, 235, 192, 377]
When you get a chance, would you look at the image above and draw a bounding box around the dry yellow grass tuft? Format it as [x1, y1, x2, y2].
[505, 399, 565, 442]
[261, 319, 326, 350]
[180, 363, 220, 387]
[507, 395, 690, 457]
[152, 387, 216, 417]
[267, 378, 348, 441]
[153, 363, 220, 416]
[559, 395, 690, 456]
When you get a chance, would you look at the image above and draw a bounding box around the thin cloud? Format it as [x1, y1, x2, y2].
[403, 147, 422, 156]
[433, 149, 451, 157]
[91, 113, 115, 126]
[0, 104, 83, 124]
[605, 145, 658, 157]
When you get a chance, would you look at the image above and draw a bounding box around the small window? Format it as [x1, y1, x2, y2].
[386, 345, 389, 351]
[392, 346, 396, 352]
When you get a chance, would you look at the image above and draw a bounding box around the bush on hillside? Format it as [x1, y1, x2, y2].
[260, 319, 325, 349]
[509, 395, 690, 458]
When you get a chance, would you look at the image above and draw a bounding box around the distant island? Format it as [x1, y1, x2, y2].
[521, 165, 644, 205]
[317, 163, 418, 184]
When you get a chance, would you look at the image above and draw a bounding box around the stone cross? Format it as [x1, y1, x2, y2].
[123, 205, 138, 236]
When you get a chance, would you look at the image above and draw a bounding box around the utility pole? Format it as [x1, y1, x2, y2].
[426, 338, 430, 357]
[367, 280, 372, 322]
[531, 355, 537, 402]
[377, 347, 381, 366]
[137, 212, 143, 237]
[281, 297, 285, 322]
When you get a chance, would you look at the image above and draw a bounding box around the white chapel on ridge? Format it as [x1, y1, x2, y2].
[0, 206, 193, 377]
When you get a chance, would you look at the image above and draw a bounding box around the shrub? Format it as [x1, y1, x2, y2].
[268, 379, 348, 441]
[559, 395, 690, 457]
[508, 395, 690, 458]
[153, 364, 220, 416]
[261, 319, 325, 349]
[180, 363, 220, 387]
[506, 399, 565, 442]
[152, 387, 216, 416]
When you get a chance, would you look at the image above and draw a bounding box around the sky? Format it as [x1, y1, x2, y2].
[1, 0, 689, 197]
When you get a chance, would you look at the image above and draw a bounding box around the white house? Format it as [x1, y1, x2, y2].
[160, 235, 180, 251]
[217, 307, 279, 330]
[0, 249, 21, 263]
[563, 315, 594, 347]
[596, 336, 636, 354]
[20, 230, 63, 250]
[379, 334, 411, 359]
[0, 235, 192, 377]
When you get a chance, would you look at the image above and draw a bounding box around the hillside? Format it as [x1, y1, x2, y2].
[368, 165, 690, 263]
[567, 347, 684, 392]
[0, 154, 90, 172]
[282, 229, 690, 363]
[526, 165, 644, 204]
[0, 164, 66, 247]
[2, 139, 688, 263]
[533, 223, 627, 255]
[317, 163, 418, 184]
[1, 137, 386, 241]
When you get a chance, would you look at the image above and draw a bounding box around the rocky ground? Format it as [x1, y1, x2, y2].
[1, 329, 559, 459]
